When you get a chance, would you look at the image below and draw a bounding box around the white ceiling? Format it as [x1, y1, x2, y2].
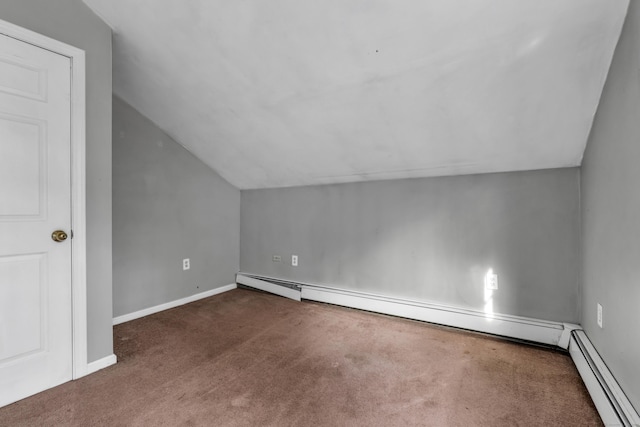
[84, 0, 628, 189]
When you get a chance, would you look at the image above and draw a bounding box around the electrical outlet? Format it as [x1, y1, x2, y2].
[597, 303, 603, 328]
[291, 255, 298, 267]
[272, 255, 281, 262]
[183, 258, 190, 270]
[484, 270, 498, 290]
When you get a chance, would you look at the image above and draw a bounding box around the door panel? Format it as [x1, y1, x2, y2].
[0, 114, 45, 217]
[0, 33, 72, 407]
[0, 55, 46, 101]
[0, 253, 46, 362]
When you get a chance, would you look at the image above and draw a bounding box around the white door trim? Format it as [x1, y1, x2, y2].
[0, 19, 88, 379]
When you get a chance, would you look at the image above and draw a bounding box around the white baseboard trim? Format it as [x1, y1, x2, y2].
[113, 284, 237, 325]
[85, 354, 117, 376]
[570, 330, 640, 427]
[237, 273, 573, 348]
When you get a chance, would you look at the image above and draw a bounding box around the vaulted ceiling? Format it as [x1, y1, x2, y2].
[84, 0, 628, 189]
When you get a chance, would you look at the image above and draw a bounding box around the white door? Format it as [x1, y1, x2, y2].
[0, 33, 73, 407]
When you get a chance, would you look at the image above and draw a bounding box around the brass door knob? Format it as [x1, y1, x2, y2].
[51, 230, 68, 242]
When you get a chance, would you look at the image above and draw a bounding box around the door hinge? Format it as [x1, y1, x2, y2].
[70, 229, 74, 239]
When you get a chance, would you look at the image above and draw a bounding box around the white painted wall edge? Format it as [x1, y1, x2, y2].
[570, 330, 640, 427]
[236, 273, 573, 348]
[86, 354, 117, 375]
[112, 284, 237, 325]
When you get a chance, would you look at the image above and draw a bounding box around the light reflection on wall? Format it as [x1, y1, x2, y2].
[484, 268, 495, 319]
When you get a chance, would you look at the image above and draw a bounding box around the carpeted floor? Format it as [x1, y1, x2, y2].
[0, 288, 601, 426]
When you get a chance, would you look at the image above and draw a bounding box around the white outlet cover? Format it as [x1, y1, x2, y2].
[484, 270, 498, 290]
[292, 255, 298, 267]
[597, 303, 603, 328]
[183, 258, 190, 270]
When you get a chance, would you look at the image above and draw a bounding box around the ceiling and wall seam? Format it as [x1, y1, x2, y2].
[113, 94, 240, 190]
[576, 2, 630, 167]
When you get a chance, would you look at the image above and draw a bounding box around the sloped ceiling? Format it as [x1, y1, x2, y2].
[84, 0, 628, 189]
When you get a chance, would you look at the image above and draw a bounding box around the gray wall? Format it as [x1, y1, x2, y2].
[241, 169, 580, 322]
[581, 1, 640, 412]
[0, 0, 113, 362]
[112, 96, 240, 317]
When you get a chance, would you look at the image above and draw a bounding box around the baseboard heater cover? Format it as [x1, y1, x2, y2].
[235, 273, 577, 348]
[236, 274, 301, 301]
[569, 330, 640, 427]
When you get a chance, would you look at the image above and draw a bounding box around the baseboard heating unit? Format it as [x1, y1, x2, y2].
[236, 273, 575, 347]
[569, 330, 640, 426]
[236, 273, 640, 426]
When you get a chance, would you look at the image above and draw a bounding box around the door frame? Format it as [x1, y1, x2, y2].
[0, 19, 88, 379]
